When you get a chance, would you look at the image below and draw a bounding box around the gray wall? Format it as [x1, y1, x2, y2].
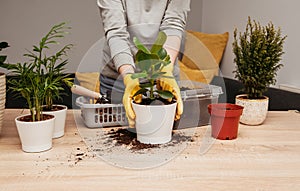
[202, 0, 300, 90]
[0, 0, 103, 73]
[186, 0, 203, 31]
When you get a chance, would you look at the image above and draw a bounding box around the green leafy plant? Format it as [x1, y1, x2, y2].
[0, 42, 9, 65]
[0, 22, 73, 121]
[29, 22, 74, 110]
[232, 17, 287, 99]
[131, 31, 174, 102]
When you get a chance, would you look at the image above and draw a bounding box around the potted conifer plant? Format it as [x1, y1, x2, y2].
[0, 22, 73, 152]
[232, 17, 287, 125]
[130, 31, 177, 144]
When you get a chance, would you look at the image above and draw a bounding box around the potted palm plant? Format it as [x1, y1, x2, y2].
[0, 22, 73, 152]
[130, 31, 177, 144]
[36, 22, 73, 138]
[2, 58, 55, 153]
[232, 17, 287, 125]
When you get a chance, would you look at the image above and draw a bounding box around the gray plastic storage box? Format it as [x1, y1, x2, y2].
[173, 80, 223, 129]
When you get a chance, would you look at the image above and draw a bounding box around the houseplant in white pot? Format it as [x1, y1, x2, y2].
[232, 17, 287, 125]
[130, 31, 177, 144]
[0, 22, 73, 152]
[1, 54, 55, 153]
[34, 22, 73, 138]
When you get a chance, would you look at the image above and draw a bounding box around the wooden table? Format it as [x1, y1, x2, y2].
[0, 109, 299, 191]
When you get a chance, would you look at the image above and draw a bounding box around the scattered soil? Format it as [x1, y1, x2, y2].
[82, 127, 197, 169]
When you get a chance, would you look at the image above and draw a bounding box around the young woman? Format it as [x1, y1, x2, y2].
[97, 0, 190, 127]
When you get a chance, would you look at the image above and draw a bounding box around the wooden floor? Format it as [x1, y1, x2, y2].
[0, 109, 299, 191]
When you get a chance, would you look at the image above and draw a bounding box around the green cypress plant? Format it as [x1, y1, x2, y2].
[232, 17, 287, 99]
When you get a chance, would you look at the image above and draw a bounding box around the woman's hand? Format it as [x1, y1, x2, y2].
[156, 64, 183, 121]
[122, 73, 142, 127]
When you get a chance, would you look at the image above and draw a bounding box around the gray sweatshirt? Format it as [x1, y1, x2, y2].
[97, 0, 190, 80]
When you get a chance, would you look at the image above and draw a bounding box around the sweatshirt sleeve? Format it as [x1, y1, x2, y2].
[160, 0, 191, 38]
[97, 0, 135, 71]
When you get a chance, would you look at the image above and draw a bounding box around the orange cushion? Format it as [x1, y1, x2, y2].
[180, 31, 229, 83]
[179, 60, 216, 84]
[75, 72, 100, 93]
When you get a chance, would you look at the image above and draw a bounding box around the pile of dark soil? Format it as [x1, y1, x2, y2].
[107, 128, 159, 150]
[105, 128, 193, 152]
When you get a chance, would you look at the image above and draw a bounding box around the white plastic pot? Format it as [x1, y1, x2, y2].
[15, 114, 55, 153]
[132, 101, 177, 144]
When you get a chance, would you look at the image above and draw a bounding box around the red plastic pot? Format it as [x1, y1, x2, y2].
[208, 103, 244, 140]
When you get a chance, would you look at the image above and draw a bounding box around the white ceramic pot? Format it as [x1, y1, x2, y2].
[132, 101, 177, 144]
[15, 114, 55, 153]
[235, 94, 269, 125]
[43, 105, 68, 138]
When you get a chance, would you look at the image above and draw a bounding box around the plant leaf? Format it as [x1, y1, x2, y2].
[150, 71, 166, 79]
[131, 72, 148, 79]
[150, 31, 167, 54]
[0, 55, 7, 63]
[135, 50, 152, 71]
[155, 90, 174, 99]
[0, 42, 9, 49]
[157, 48, 168, 60]
[133, 37, 151, 54]
[139, 82, 153, 88]
[135, 50, 159, 71]
[133, 88, 148, 98]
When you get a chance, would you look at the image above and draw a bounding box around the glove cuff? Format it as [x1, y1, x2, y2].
[123, 74, 133, 86]
[123, 73, 139, 87]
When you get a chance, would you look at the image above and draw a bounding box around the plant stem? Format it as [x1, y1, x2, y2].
[149, 79, 155, 100]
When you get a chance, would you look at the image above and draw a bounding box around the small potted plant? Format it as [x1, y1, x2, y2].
[35, 22, 73, 138]
[2, 57, 55, 153]
[0, 22, 73, 152]
[130, 31, 177, 144]
[0, 42, 9, 134]
[232, 17, 287, 125]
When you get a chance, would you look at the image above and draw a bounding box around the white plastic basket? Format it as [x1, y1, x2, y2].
[76, 96, 128, 128]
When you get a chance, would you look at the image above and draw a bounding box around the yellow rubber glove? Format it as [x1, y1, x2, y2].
[156, 64, 183, 121]
[123, 74, 142, 127]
